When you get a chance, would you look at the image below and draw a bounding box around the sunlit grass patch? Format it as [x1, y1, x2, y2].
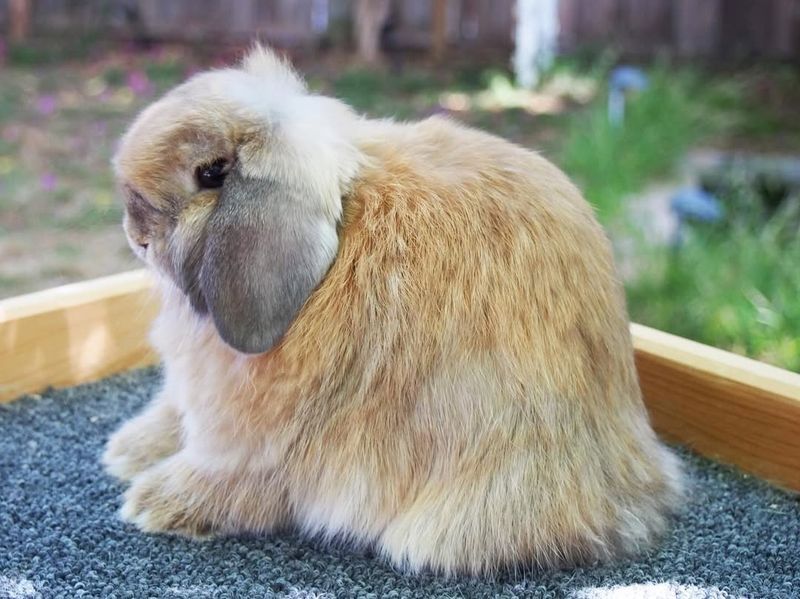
[627, 209, 800, 371]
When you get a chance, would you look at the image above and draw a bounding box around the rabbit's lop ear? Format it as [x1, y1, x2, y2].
[199, 166, 338, 354]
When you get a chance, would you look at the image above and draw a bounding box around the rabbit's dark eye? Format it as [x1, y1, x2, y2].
[196, 159, 228, 189]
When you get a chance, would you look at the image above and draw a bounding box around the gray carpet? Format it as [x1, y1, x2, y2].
[1, 368, 798, 599]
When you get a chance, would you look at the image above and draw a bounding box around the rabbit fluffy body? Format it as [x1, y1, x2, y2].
[103, 46, 683, 575]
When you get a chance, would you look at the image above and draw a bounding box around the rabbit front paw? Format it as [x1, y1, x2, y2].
[121, 454, 217, 538]
[103, 401, 182, 481]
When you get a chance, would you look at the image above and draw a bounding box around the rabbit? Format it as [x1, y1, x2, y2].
[102, 44, 684, 576]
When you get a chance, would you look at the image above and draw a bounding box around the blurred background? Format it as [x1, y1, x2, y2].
[0, 0, 798, 371]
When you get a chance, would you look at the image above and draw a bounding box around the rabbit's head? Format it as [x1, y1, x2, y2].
[113, 45, 362, 354]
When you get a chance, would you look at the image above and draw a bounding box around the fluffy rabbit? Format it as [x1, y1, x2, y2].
[103, 45, 683, 575]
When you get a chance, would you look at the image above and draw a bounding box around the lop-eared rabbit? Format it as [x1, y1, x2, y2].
[103, 45, 683, 576]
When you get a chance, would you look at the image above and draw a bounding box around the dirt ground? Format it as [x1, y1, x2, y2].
[0, 44, 185, 297]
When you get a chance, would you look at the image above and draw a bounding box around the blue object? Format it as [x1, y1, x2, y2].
[671, 187, 724, 223]
[670, 187, 724, 248]
[610, 66, 649, 92]
[608, 66, 648, 127]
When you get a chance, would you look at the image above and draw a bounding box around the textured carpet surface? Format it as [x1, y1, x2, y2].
[1, 368, 798, 599]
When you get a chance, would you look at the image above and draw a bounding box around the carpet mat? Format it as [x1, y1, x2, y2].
[1, 368, 798, 598]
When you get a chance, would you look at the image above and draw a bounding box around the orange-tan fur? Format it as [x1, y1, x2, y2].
[103, 45, 683, 576]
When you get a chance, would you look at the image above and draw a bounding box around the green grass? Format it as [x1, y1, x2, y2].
[0, 274, 26, 296]
[102, 66, 127, 87]
[332, 68, 439, 116]
[557, 65, 800, 221]
[329, 64, 524, 119]
[145, 59, 187, 91]
[560, 68, 705, 220]
[550, 62, 800, 371]
[626, 208, 800, 372]
[0, 84, 22, 124]
[6, 34, 106, 67]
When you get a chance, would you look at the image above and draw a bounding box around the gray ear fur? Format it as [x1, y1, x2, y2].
[199, 168, 337, 354]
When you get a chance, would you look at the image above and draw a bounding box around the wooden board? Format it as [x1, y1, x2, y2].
[0, 270, 158, 403]
[633, 323, 800, 492]
[2, 269, 800, 492]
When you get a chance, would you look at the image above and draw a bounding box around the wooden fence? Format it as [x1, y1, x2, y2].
[559, 0, 800, 60]
[1, 0, 799, 60]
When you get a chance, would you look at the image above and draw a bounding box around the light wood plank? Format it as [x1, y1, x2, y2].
[2, 271, 800, 491]
[0, 271, 158, 402]
[632, 323, 800, 492]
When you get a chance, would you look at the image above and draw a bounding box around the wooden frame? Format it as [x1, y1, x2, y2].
[0, 271, 158, 403]
[2, 270, 799, 492]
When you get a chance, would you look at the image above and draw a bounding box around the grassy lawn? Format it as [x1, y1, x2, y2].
[1, 40, 798, 370]
[628, 214, 800, 372]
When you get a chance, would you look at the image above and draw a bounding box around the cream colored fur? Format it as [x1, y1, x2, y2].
[103, 45, 684, 576]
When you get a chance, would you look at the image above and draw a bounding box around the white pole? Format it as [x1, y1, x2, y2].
[513, 0, 560, 89]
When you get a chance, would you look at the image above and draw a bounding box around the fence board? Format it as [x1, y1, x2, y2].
[0, 1, 797, 63]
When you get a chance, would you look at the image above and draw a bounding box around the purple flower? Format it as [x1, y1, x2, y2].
[36, 95, 57, 116]
[40, 172, 58, 191]
[126, 70, 153, 97]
